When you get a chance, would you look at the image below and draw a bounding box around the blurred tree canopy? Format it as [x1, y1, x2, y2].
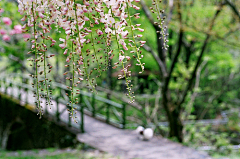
[139, 0, 240, 142]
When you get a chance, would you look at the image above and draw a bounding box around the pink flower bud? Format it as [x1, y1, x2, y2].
[83, 8, 88, 13]
[22, 24, 27, 30]
[137, 28, 144, 32]
[96, 29, 103, 35]
[140, 41, 146, 44]
[84, 16, 89, 21]
[2, 17, 12, 25]
[59, 43, 66, 49]
[95, 20, 99, 24]
[123, 44, 128, 50]
[119, 55, 125, 62]
[133, 5, 140, 10]
[10, 30, 15, 35]
[14, 25, 22, 34]
[66, 57, 70, 63]
[63, 49, 68, 55]
[0, 8, 4, 13]
[0, 29, 6, 35]
[39, 12, 45, 19]
[21, 16, 26, 21]
[45, 21, 51, 25]
[84, 1, 90, 6]
[23, 33, 31, 39]
[95, 7, 101, 12]
[3, 34, 10, 41]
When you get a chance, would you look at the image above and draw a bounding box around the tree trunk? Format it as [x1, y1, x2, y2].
[161, 88, 184, 142]
[168, 109, 183, 142]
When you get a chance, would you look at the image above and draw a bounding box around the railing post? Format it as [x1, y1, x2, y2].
[80, 93, 84, 133]
[25, 86, 28, 105]
[4, 79, 8, 94]
[23, 78, 29, 105]
[9, 82, 13, 98]
[0, 78, 1, 92]
[66, 89, 71, 127]
[106, 103, 110, 124]
[68, 105, 72, 127]
[106, 94, 110, 124]
[25, 87, 28, 105]
[56, 96, 60, 122]
[122, 103, 126, 129]
[92, 94, 95, 117]
[18, 85, 21, 101]
[45, 98, 48, 115]
[12, 76, 16, 98]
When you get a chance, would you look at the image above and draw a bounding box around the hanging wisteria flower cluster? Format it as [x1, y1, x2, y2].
[150, 0, 168, 50]
[17, 0, 146, 121]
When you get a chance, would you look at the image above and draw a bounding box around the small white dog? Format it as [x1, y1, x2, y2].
[135, 126, 153, 140]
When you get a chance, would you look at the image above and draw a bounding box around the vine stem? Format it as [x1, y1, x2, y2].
[126, 3, 144, 72]
[110, 7, 133, 102]
[32, 1, 41, 118]
[154, 0, 167, 50]
[88, 12, 101, 76]
[73, 0, 95, 91]
[43, 33, 50, 107]
[71, 41, 75, 117]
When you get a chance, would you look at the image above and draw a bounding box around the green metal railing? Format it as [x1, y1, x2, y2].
[0, 73, 128, 132]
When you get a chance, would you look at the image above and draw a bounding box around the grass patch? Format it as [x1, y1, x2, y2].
[0, 148, 116, 159]
[211, 151, 240, 159]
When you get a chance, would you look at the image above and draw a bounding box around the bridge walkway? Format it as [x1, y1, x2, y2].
[0, 76, 210, 159]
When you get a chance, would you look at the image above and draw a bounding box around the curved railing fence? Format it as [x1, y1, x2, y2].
[0, 73, 132, 133]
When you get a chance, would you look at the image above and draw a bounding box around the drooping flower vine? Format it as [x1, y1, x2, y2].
[150, 0, 169, 50]
[17, 0, 149, 120]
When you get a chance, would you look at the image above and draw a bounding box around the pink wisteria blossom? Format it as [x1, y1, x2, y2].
[59, 38, 67, 49]
[119, 54, 125, 62]
[16, 0, 147, 110]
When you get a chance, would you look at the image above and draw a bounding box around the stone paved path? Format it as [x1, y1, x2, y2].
[77, 117, 210, 159]
[1, 86, 211, 159]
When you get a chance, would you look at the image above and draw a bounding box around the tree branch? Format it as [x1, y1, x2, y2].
[198, 71, 235, 119]
[164, 0, 183, 91]
[183, 60, 207, 120]
[225, 0, 240, 20]
[142, 44, 168, 77]
[166, 0, 174, 26]
[183, 40, 196, 68]
[177, 2, 225, 109]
